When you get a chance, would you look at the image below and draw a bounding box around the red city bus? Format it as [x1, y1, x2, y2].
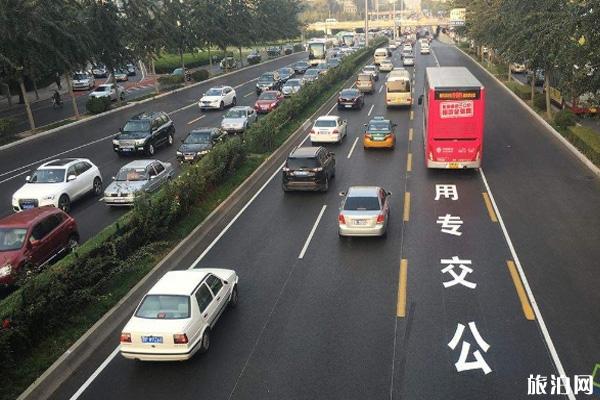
[420, 67, 485, 169]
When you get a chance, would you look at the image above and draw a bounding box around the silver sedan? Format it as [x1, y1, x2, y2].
[338, 186, 391, 237]
[102, 159, 174, 206]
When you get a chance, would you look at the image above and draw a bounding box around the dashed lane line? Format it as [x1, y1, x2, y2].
[298, 205, 327, 259]
[347, 137, 359, 159]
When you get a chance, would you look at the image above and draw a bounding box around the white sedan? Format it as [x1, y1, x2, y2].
[310, 115, 348, 144]
[120, 268, 239, 361]
[89, 84, 125, 101]
[12, 158, 103, 212]
[198, 86, 237, 110]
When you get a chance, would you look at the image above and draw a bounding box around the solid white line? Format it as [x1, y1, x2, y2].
[169, 101, 199, 115]
[368, 104, 374, 116]
[298, 205, 327, 259]
[187, 115, 206, 125]
[431, 48, 440, 67]
[347, 137, 359, 159]
[244, 92, 253, 98]
[478, 168, 575, 400]
[0, 133, 117, 178]
[68, 347, 119, 400]
[0, 169, 30, 184]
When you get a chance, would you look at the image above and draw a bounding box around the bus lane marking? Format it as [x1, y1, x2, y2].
[397, 259, 408, 317]
[506, 260, 535, 320]
[482, 192, 498, 222]
[403, 192, 411, 221]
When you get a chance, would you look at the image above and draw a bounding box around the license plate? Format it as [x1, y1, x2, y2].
[319, 131, 329, 134]
[353, 219, 368, 225]
[448, 162, 460, 169]
[184, 155, 194, 160]
[121, 147, 133, 152]
[294, 171, 309, 176]
[141, 336, 163, 344]
[345, 104, 352, 108]
[22, 204, 35, 209]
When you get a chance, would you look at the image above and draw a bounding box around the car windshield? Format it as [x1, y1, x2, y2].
[358, 74, 371, 81]
[314, 119, 336, 128]
[368, 121, 391, 132]
[259, 74, 274, 83]
[295, 62, 308, 68]
[73, 74, 87, 80]
[286, 80, 301, 87]
[116, 167, 147, 181]
[135, 295, 190, 319]
[224, 109, 245, 118]
[279, 69, 291, 75]
[364, 66, 376, 71]
[259, 92, 277, 100]
[0, 228, 28, 251]
[94, 86, 110, 92]
[344, 196, 380, 211]
[287, 157, 319, 169]
[185, 131, 212, 144]
[341, 89, 358, 97]
[205, 88, 223, 96]
[123, 120, 150, 133]
[305, 70, 318, 76]
[387, 79, 410, 92]
[30, 169, 65, 183]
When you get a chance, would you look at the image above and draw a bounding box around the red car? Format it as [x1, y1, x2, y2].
[0, 207, 79, 286]
[254, 90, 284, 114]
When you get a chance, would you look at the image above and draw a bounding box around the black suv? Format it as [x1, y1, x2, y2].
[256, 71, 282, 94]
[282, 146, 335, 192]
[113, 112, 175, 156]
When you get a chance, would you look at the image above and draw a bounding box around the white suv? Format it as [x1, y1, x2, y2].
[310, 115, 348, 144]
[12, 158, 103, 212]
[199, 86, 237, 110]
[120, 269, 239, 361]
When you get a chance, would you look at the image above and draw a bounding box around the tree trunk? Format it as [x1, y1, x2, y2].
[239, 46, 243, 68]
[545, 70, 552, 120]
[64, 71, 79, 119]
[530, 72, 535, 104]
[180, 48, 186, 81]
[507, 64, 512, 82]
[208, 45, 213, 70]
[152, 59, 159, 94]
[19, 78, 35, 132]
[2, 83, 12, 107]
[33, 80, 39, 100]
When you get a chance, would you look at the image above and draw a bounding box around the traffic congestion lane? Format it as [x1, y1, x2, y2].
[431, 40, 600, 385]
[0, 55, 308, 241]
[50, 57, 409, 400]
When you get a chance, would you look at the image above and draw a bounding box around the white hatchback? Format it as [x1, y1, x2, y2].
[199, 86, 237, 110]
[310, 115, 348, 144]
[120, 269, 239, 361]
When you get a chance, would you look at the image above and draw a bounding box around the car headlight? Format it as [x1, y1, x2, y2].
[112, 139, 119, 145]
[197, 150, 209, 155]
[0, 265, 12, 278]
[135, 139, 146, 146]
[42, 194, 56, 200]
[126, 192, 135, 198]
[176, 151, 183, 156]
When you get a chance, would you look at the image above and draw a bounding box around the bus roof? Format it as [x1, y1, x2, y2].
[426, 67, 483, 90]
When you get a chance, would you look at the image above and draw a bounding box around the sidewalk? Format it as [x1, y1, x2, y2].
[0, 75, 68, 113]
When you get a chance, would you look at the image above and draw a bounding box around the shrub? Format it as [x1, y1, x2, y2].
[157, 75, 184, 85]
[533, 93, 546, 110]
[85, 97, 111, 114]
[191, 69, 209, 82]
[564, 125, 600, 167]
[553, 109, 576, 129]
[506, 81, 530, 100]
[0, 118, 14, 140]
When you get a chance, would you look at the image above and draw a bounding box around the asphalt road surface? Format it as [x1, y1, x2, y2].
[0, 52, 308, 242]
[38, 40, 600, 400]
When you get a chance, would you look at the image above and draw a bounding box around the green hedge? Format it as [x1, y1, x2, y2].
[85, 97, 111, 114]
[0, 118, 14, 144]
[553, 109, 576, 129]
[191, 69, 209, 82]
[0, 38, 386, 399]
[563, 125, 600, 167]
[506, 80, 531, 100]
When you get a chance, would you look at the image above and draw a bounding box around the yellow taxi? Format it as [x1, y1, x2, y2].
[363, 116, 396, 149]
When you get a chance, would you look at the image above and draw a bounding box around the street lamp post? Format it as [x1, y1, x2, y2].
[364, 0, 369, 47]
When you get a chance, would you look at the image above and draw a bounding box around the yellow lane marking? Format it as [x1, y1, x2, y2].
[397, 259, 408, 317]
[482, 192, 498, 222]
[403, 192, 411, 221]
[406, 153, 412, 172]
[410, 111, 414, 120]
[507, 260, 535, 320]
[408, 128, 413, 141]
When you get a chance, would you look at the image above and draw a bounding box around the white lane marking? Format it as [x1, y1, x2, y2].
[68, 347, 119, 400]
[169, 101, 199, 115]
[187, 115, 206, 125]
[478, 168, 574, 400]
[0, 169, 30, 184]
[234, 78, 258, 89]
[347, 137, 359, 159]
[0, 133, 117, 178]
[244, 92, 253, 98]
[298, 205, 327, 259]
[432, 48, 440, 67]
[368, 104, 374, 116]
[378, 85, 384, 94]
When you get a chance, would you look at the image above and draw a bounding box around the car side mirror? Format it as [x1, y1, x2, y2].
[418, 95, 423, 105]
[25, 175, 31, 182]
[363, 123, 367, 127]
[387, 191, 392, 196]
[67, 175, 77, 182]
[339, 191, 346, 197]
[111, 176, 116, 181]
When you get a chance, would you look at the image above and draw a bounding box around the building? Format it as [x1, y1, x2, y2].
[340, 0, 358, 15]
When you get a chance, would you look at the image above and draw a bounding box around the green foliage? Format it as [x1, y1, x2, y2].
[553, 110, 576, 129]
[505, 81, 530, 100]
[533, 93, 546, 111]
[157, 75, 184, 91]
[191, 69, 209, 82]
[85, 97, 111, 114]
[0, 118, 14, 136]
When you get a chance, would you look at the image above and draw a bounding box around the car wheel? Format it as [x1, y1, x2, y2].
[146, 143, 155, 156]
[67, 234, 80, 251]
[199, 329, 211, 354]
[58, 195, 71, 213]
[167, 133, 174, 146]
[92, 177, 103, 196]
[232, 97, 237, 106]
[229, 285, 239, 308]
[219, 101, 224, 110]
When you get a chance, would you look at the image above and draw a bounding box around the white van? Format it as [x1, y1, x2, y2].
[374, 48, 391, 65]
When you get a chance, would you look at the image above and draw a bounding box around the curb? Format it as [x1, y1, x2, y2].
[452, 44, 600, 177]
[17, 52, 372, 400]
[0, 52, 305, 152]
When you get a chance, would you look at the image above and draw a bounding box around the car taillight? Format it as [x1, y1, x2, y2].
[311, 167, 323, 172]
[310, 129, 316, 134]
[332, 129, 339, 134]
[338, 214, 346, 224]
[282, 167, 290, 172]
[365, 134, 372, 139]
[385, 134, 392, 139]
[376, 214, 385, 224]
[173, 334, 188, 344]
[120, 332, 131, 343]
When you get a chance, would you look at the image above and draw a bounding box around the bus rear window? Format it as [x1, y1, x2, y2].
[387, 80, 410, 93]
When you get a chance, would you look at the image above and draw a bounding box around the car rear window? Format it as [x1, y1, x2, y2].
[314, 119, 336, 128]
[344, 196, 381, 211]
[287, 157, 319, 169]
[135, 295, 190, 319]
